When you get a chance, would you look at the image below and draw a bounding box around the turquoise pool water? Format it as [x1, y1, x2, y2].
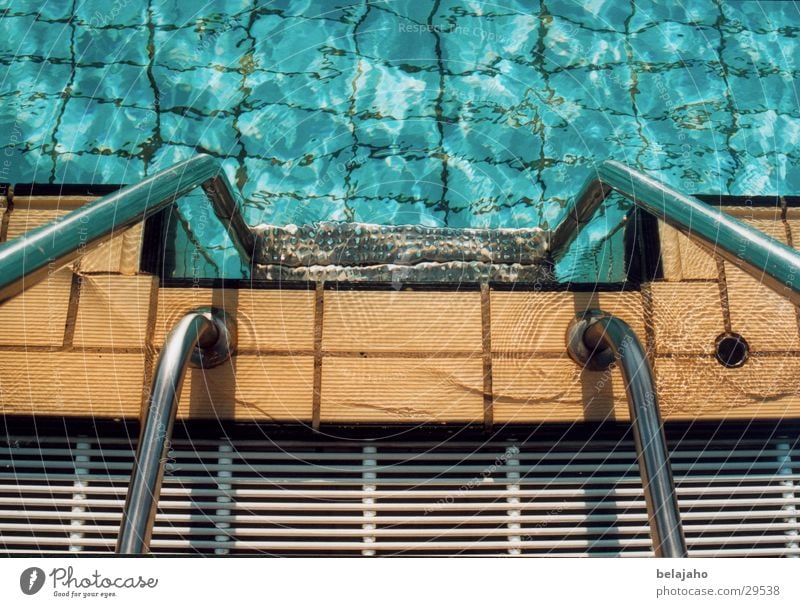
[1, 1, 799, 280]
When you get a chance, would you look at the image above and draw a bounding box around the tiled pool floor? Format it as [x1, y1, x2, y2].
[1, 1, 799, 279]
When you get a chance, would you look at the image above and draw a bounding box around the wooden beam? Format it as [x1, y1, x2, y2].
[154, 288, 316, 352]
[0, 351, 146, 417]
[655, 355, 800, 419]
[320, 357, 484, 423]
[5, 201, 142, 274]
[725, 216, 798, 352]
[72, 274, 158, 349]
[0, 268, 72, 347]
[323, 290, 482, 353]
[649, 282, 725, 355]
[177, 355, 314, 421]
[492, 356, 627, 423]
[490, 291, 645, 353]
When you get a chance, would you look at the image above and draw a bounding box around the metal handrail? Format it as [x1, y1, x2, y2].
[567, 310, 688, 558]
[551, 160, 800, 306]
[116, 307, 236, 554]
[0, 154, 255, 303]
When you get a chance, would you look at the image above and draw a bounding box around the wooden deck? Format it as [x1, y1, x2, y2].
[1, 192, 799, 425]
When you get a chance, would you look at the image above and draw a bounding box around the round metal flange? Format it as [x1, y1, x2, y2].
[714, 331, 749, 368]
[190, 307, 237, 369]
[565, 308, 616, 371]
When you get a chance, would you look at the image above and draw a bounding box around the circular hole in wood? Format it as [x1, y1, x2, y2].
[714, 332, 749, 368]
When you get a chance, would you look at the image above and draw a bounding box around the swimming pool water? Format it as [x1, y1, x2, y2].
[1, 1, 799, 281]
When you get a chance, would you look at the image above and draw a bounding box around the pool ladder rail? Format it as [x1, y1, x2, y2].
[2, 155, 799, 556]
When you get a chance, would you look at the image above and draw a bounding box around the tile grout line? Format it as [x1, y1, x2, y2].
[640, 283, 657, 368]
[311, 282, 325, 430]
[715, 257, 733, 334]
[61, 272, 83, 348]
[481, 283, 494, 430]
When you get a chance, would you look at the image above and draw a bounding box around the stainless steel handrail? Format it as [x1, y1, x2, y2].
[551, 160, 800, 306]
[116, 307, 236, 554]
[567, 310, 688, 558]
[0, 154, 255, 303]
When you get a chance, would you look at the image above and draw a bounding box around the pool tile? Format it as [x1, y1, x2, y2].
[630, 22, 720, 64]
[0, 14, 72, 61]
[75, 25, 150, 66]
[71, 64, 153, 108]
[151, 65, 244, 113]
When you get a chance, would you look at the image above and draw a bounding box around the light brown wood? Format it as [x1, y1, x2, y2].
[1, 197, 797, 424]
[6, 205, 139, 274]
[5, 208, 64, 241]
[0, 351, 145, 417]
[119, 223, 144, 275]
[725, 269, 799, 352]
[727, 205, 783, 221]
[490, 290, 644, 353]
[654, 206, 779, 283]
[787, 218, 800, 247]
[154, 288, 316, 352]
[655, 355, 800, 419]
[784, 206, 800, 221]
[177, 355, 314, 421]
[649, 282, 725, 355]
[72, 274, 158, 348]
[12, 195, 97, 211]
[656, 223, 718, 281]
[0, 267, 72, 347]
[725, 217, 798, 352]
[492, 356, 627, 422]
[657, 223, 684, 281]
[323, 291, 482, 353]
[321, 357, 484, 422]
[74, 235, 124, 274]
[676, 236, 719, 280]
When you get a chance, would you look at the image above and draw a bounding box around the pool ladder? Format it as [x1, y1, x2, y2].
[2, 155, 800, 556]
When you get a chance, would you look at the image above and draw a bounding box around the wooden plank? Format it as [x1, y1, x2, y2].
[787, 218, 800, 247]
[6, 202, 142, 273]
[657, 223, 683, 281]
[0, 267, 72, 347]
[72, 274, 158, 348]
[649, 282, 725, 355]
[75, 235, 124, 274]
[655, 207, 781, 282]
[0, 351, 145, 417]
[725, 217, 798, 352]
[119, 223, 144, 275]
[154, 288, 316, 352]
[11, 194, 97, 211]
[490, 291, 644, 353]
[655, 355, 800, 419]
[323, 291, 482, 353]
[726, 269, 799, 351]
[177, 355, 314, 421]
[321, 357, 484, 423]
[492, 356, 627, 422]
[676, 235, 719, 280]
[5, 208, 64, 240]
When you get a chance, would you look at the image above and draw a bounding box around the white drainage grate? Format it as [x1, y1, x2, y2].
[1, 426, 798, 556]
